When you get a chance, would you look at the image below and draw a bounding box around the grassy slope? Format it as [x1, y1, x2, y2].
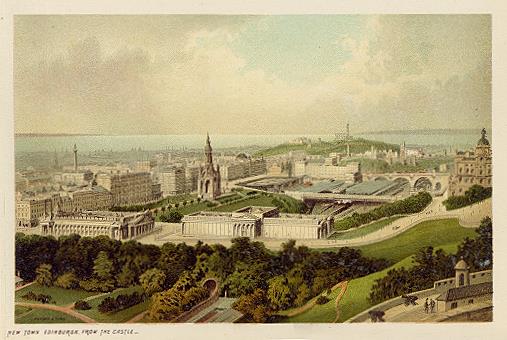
[78, 286, 149, 323]
[16, 308, 84, 324]
[15, 284, 97, 306]
[337, 256, 415, 322]
[286, 219, 477, 323]
[354, 218, 476, 263]
[331, 216, 403, 240]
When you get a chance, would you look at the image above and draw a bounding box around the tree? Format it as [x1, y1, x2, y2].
[267, 276, 292, 310]
[139, 268, 166, 296]
[93, 251, 114, 281]
[35, 263, 53, 286]
[181, 286, 209, 311]
[160, 210, 183, 223]
[55, 272, 79, 289]
[233, 288, 272, 323]
[148, 288, 184, 321]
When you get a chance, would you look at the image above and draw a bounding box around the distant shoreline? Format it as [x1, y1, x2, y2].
[15, 133, 104, 137]
[15, 129, 483, 137]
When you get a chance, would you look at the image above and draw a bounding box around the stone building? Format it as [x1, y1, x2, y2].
[185, 164, 200, 193]
[181, 206, 333, 240]
[449, 128, 492, 196]
[69, 185, 113, 211]
[294, 157, 362, 183]
[220, 153, 267, 181]
[15, 193, 73, 228]
[436, 259, 493, 312]
[40, 210, 155, 240]
[95, 171, 160, 207]
[197, 134, 221, 200]
[159, 166, 186, 196]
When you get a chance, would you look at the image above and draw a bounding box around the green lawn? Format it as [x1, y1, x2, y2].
[354, 218, 477, 263]
[212, 195, 276, 212]
[331, 217, 403, 240]
[16, 308, 84, 324]
[284, 256, 415, 323]
[15, 306, 32, 316]
[337, 256, 415, 322]
[285, 218, 478, 323]
[78, 286, 150, 323]
[15, 283, 97, 306]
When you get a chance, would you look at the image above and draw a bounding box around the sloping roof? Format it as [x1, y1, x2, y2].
[455, 259, 469, 270]
[437, 282, 492, 302]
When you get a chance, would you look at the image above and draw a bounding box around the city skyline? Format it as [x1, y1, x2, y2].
[14, 15, 491, 135]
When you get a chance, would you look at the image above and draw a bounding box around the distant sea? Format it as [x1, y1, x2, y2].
[14, 132, 482, 153]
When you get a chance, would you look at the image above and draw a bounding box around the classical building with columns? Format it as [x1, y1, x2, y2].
[181, 206, 333, 240]
[449, 128, 492, 196]
[40, 210, 155, 240]
[198, 134, 221, 200]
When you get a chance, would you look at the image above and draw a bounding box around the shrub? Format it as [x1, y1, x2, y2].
[315, 295, 329, 305]
[334, 192, 432, 231]
[74, 300, 91, 310]
[22, 291, 53, 304]
[98, 292, 146, 314]
[79, 278, 115, 292]
[443, 185, 492, 210]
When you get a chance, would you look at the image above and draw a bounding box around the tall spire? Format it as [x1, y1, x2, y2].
[73, 144, 78, 171]
[205, 133, 213, 165]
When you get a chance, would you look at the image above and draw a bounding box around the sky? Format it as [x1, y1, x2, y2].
[14, 15, 491, 135]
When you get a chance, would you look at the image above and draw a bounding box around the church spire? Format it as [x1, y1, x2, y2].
[205, 133, 213, 165]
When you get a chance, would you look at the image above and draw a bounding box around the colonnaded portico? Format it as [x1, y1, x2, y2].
[40, 210, 155, 240]
[181, 206, 333, 240]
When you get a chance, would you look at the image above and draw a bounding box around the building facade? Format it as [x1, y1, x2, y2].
[96, 171, 159, 207]
[70, 186, 113, 211]
[449, 128, 492, 196]
[40, 210, 155, 240]
[181, 206, 333, 240]
[197, 134, 221, 200]
[159, 166, 186, 196]
[294, 158, 362, 183]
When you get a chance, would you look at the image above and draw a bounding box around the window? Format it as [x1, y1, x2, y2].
[451, 302, 458, 309]
[459, 273, 465, 286]
[468, 299, 474, 304]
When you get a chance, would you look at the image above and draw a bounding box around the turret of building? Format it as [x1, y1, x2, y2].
[449, 128, 492, 196]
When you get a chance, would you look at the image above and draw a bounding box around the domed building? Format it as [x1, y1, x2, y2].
[449, 128, 492, 196]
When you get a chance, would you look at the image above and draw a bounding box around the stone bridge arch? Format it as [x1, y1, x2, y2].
[413, 177, 433, 191]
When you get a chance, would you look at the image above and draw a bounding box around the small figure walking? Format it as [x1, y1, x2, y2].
[430, 299, 436, 313]
[424, 298, 429, 314]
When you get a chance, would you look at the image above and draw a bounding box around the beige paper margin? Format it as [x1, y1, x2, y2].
[1, 1, 506, 339]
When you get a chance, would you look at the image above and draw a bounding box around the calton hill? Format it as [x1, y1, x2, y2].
[15, 209, 492, 323]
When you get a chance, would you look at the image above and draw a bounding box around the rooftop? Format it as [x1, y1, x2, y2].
[345, 180, 398, 196]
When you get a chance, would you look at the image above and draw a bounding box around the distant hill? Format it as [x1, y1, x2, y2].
[253, 137, 400, 157]
[356, 128, 480, 135]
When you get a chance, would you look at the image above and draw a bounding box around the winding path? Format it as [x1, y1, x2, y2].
[333, 281, 348, 323]
[15, 302, 97, 323]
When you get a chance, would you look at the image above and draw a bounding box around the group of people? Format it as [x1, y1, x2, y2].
[424, 298, 436, 313]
